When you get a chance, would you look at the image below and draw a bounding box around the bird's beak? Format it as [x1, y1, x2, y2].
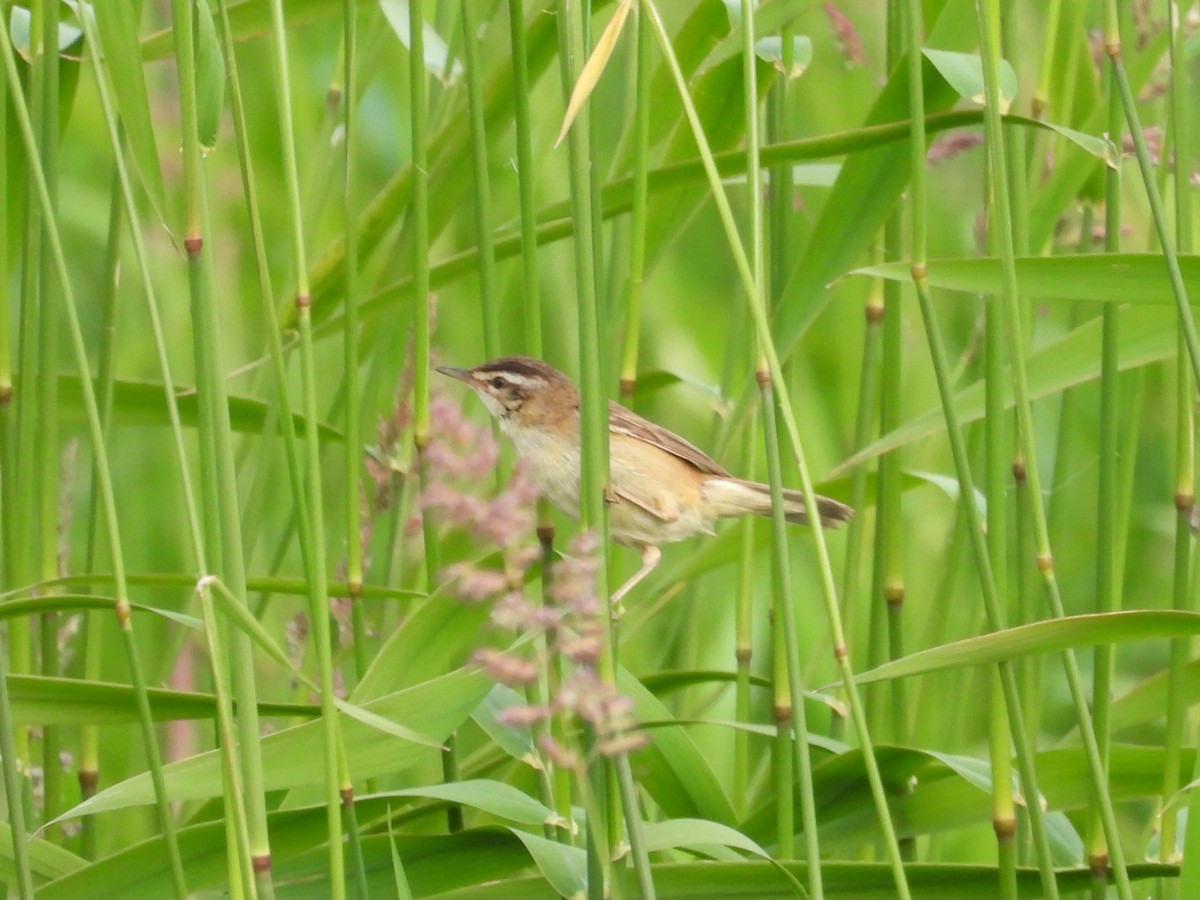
[435, 365, 471, 383]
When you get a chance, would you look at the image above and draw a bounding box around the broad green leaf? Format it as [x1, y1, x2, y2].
[472, 684, 539, 766]
[332, 697, 444, 750]
[506, 829, 587, 900]
[352, 591, 493, 701]
[641, 818, 769, 858]
[5, 674, 314, 726]
[440, 860, 1177, 900]
[922, 48, 1017, 110]
[359, 780, 558, 828]
[850, 611, 1200, 686]
[40, 820, 530, 900]
[52, 667, 489, 819]
[857, 254, 1200, 305]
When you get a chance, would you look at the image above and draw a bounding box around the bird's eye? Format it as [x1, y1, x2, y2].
[489, 376, 507, 389]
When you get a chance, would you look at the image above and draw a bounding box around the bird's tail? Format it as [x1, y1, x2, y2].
[705, 478, 853, 527]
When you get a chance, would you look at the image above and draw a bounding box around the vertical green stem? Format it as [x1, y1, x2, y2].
[265, 0, 349, 890]
[902, 0, 1057, 894]
[343, 0, 366, 676]
[509, 0, 542, 357]
[168, 0, 273, 893]
[0, 20, 189, 897]
[36, 0, 63, 834]
[1089, 6, 1123, 889]
[619, 4, 650, 396]
[975, 0, 1132, 894]
[460, 0, 502, 359]
[0, 625, 33, 900]
[1160, 0, 1194, 879]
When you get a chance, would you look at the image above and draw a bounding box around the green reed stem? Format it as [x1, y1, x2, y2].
[461, 0, 502, 359]
[1088, 8, 1123, 889]
[0, 19, 189, 897]
[1161, 0, 1195, 878]
[902, 0, 1057, 892]
[644, 4, 908, 894]
[619, 4, 650, 396]
[195, 577, 256, 900]
[81, 0, 253, 876]
[168, 0, 273, 893]
[508, 0, 542, 356]
[1108, 33, 1200, 393]
[559, 4, 655, 898]
[0, 623, 32, 900]
[35, 1, 63, 834]
[975, 0, 1132, 895]
[77, 165, 123, 860]
[265, 0, 349, 891]
[343, 0, 365, 659]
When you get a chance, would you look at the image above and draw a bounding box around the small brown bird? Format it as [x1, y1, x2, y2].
[437, 357, 852, 603]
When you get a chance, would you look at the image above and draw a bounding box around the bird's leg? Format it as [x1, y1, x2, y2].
[610, 544, 661, 615]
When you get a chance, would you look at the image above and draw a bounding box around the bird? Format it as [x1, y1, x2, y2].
[437, 356, 852, 604]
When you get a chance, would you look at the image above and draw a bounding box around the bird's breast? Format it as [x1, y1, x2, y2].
[504, 421, 582, 516]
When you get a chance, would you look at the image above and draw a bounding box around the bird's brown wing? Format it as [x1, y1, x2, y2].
[608, 400, 732, 478]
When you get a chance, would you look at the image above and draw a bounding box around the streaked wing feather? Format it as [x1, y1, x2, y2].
[608, 400, 731, 478]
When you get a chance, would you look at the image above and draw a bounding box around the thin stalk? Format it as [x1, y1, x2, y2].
[79, 1, 249, 878]
[901, 0, 1057, 893]
[195, 578, 256, 900]
[167, 0, 273, 893]
[762, 384, 822, 893]
[744, 0, 813, 879]
[877, 0, 905, 737]
[36, 0, 62, 834]
[78, 170, 123, 861]
[974, 0, 1132, 895]
[1160, 0, 1194, 877]
[734, 422, 758, 814]
[642, 5, 908, 895]
[10, 0, 41, 798]
[211, 0, 318, 610]
[619, 4, 650, 397]
[1108, 26, 1200, 392]
[265, 0, 349, 890]
[558, 4, 655, 898]
[1088, 7, 1124, 888]
[343, 0, 366, 670]
[406, 0, 461, 837]
[460, 0, 501, 359]
[339, 747, 370, 900]
[843, 282, 883, 691]
[770, 599, 794, 860]
[0, 21, 189, 897]
[0, 624, 32, 900]
[508, 0, 542, 356]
